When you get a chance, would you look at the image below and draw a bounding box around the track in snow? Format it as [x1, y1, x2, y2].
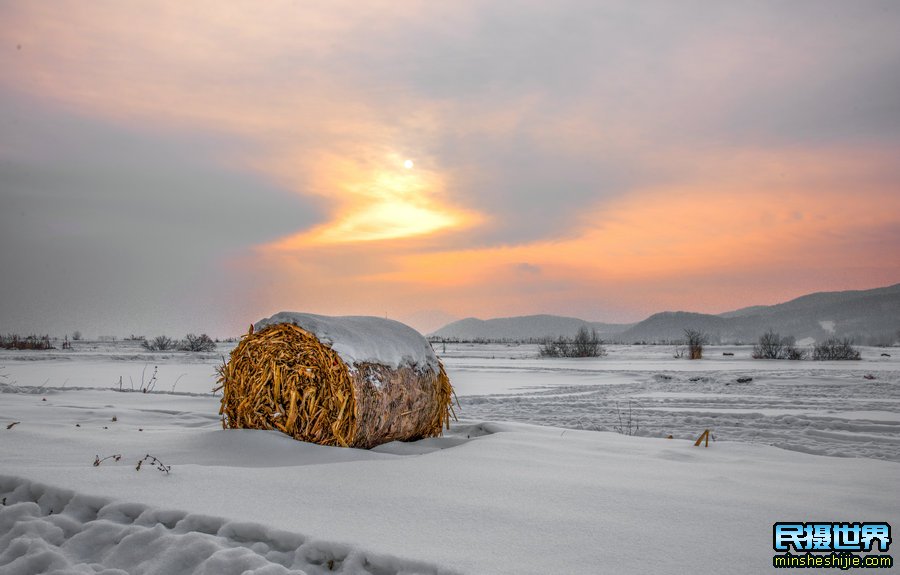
[0, 476, 453, 575]
[458, 369, 900, 461]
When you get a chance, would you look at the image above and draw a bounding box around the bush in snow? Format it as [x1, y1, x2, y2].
[683, 328, 708, 360]
[752, 330, 806, 360]
[142, 335, 176, 351]
[812, 337, 861, 361]
[0, 334, 53, 350]
[178, 333, 216, 352]
[539, 327, 606, 358]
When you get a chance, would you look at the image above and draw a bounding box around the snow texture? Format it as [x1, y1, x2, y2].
[255, 312, 439, 371]
[0, 476, 451, 575]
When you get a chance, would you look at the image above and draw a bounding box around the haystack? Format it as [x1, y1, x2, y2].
[217, 312, 455, 449]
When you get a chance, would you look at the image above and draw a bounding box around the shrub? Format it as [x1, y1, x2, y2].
[539, 337, 565, 357]
[683, 328, 708, 360]
[178, 333, 216, 352]
[0, 334, 53, 350]
[784, 346, 807, 361]
[142, 335, 175, 351]
[752, 330, 807, 360]
[813, 337, 861, 361]
[540, 327, 606, 358]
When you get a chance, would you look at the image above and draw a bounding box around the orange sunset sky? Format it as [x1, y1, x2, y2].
[1, 1, 899, 336]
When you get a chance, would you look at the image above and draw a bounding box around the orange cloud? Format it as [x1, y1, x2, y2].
[243, 145, 900, 323]
[379, 151, 900, 286]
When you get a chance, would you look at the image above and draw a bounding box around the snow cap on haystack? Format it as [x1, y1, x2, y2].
[255, 312, 440, 372]
[217, 312, 455, 449]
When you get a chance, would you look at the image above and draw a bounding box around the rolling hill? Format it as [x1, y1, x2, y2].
[429, 315, 632, 341]
[429, 284, 900, 344]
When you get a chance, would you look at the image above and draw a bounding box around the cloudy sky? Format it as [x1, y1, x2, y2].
[2, 1, 899, 337]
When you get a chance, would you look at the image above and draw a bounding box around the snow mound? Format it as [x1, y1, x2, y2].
[255, 312, 439, 371]
[0, 475, 453, 575]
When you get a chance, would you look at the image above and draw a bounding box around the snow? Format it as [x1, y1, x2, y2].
[255, 312, 439, 371]
[447, 345, 900, 461]
[0, 476, 447, 575]
[1, 342, 899, 574]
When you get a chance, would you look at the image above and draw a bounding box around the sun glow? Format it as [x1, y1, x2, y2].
[268, 153, 480, 248]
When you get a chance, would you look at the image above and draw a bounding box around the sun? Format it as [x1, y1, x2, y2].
[403, 159, 414, 169]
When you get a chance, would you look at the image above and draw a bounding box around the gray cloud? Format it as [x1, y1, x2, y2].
[0, 94, 324, 336]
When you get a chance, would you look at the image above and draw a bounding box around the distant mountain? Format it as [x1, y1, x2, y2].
[429, 284, 900, 344]
[619, 284, 900, 343]
[429, 314, 633, 341]
[718, 305, 768, 319]
[617, 312, 730, 343]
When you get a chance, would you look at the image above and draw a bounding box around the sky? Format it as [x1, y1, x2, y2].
[1, 1, 899, 338]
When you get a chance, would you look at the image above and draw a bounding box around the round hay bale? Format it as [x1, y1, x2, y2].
[217, 312, 455, 448]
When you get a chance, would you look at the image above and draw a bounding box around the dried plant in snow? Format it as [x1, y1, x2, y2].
[136, 454, 171, 474]
[93, 454, 122, 466]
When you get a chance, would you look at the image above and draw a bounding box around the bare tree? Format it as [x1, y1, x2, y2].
[813, 337, 861, 361]
[178, 333, 216, 352]
[683, 328, 708, 360]
[71, 330, 82, 341]
[142, 335, 175, 351]
[752, 330, 806, 360]
[572, 326, 605, 357]
[539, 326, 606, 358]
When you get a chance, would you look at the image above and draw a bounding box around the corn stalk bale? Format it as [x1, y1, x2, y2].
[217, 317, 455, 448]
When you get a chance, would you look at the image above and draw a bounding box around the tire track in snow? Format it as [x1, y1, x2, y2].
[458, 371, 900, 461]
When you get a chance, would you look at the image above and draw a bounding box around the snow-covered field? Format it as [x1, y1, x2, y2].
[1, 342, 898, 574]
[447, 344, 900, 462]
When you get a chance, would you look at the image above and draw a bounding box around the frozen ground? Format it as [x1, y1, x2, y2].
[447, 346, 900, 462]
[440, 343, 900, 461]
[1, 342, 898, 573]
